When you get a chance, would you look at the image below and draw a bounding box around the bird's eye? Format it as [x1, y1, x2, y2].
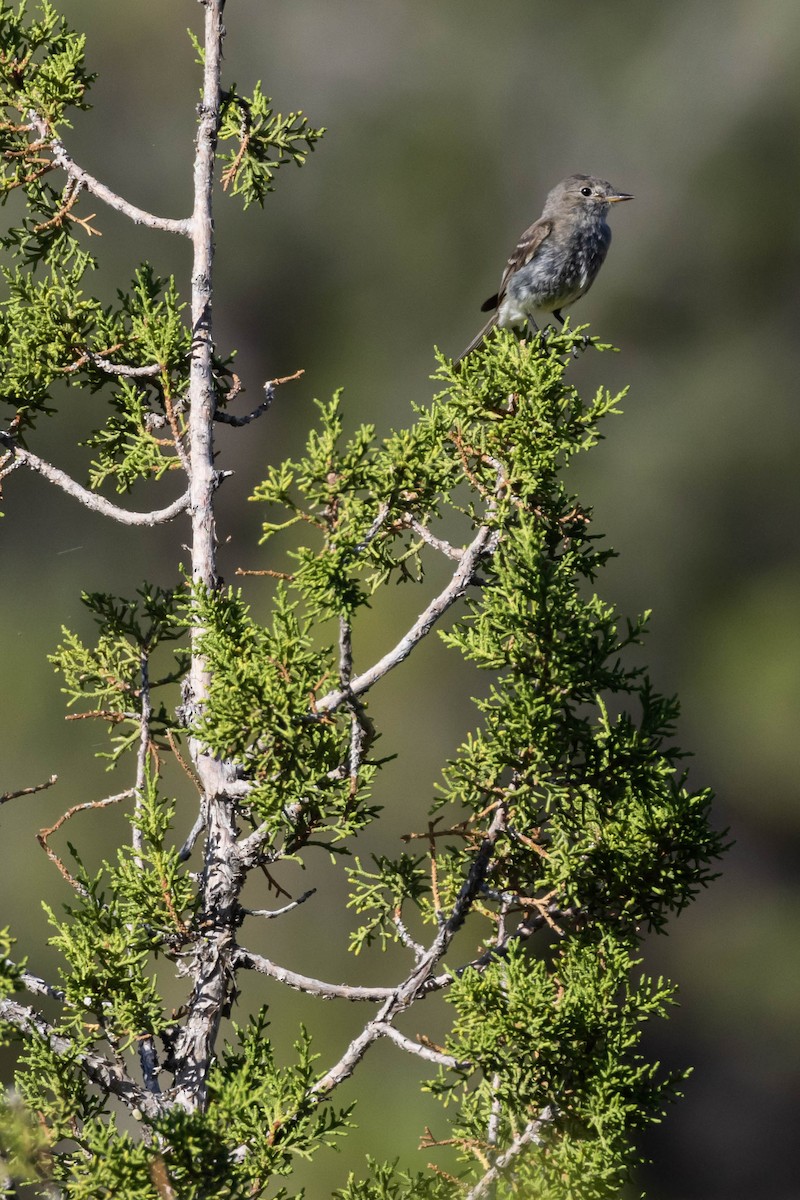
[580, 186, 592, 197]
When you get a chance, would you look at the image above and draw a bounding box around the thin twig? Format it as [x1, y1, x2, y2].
[0, 774, 57, 805]
[350, 503, 390, 556]
[242, 888, 317, 919]
[214, 370, 304, 427]
[37, 790, 134, 892]
[337, 614, 376, 795]
[149, 1155, 177, 1200]
[33, 177, 100, 236]
[166, 728, 204, 795]
[404, 517, 462, 561]
[392, 910, 425, 961]
[422, 903, 576, 995]
[163, 391, 191, 474]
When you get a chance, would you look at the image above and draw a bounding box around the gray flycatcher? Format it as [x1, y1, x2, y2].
[454, 174, 633, 365]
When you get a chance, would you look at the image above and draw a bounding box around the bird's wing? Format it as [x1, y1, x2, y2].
[480, 217, 553, 313]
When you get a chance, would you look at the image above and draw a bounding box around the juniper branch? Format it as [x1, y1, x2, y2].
[463, 1109, 555, 1200]
[9, 447, 191, 525]
[28, 113, 191, 237]
[373, 1023, 470, 1070]
[310, 803, 507, 1100]
[315, 520, 500, 714]
[0, 998, 163, 1120]
[233, 948, 393, 1001]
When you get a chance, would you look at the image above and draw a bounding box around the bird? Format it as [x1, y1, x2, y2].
[454, 174, 633, 366]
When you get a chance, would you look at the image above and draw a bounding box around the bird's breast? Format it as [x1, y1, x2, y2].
[501, 220, 612, 321]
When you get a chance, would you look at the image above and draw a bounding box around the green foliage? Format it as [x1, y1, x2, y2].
[203, 1013, 353, 1191]
[219, 80, 325, 208]
[332, 1156, 457, 1200]
[82, 266, 195, 492]
[0, 928, 21, 997]
[0, 1089, 58, 1193]
[44, 870, 169, 1048]
[111, 766, 197, 951]
[0, 1, 94, 269]
[49, 584, 185, 765]
[183, 328, 723, 1195]
[0, 252, 98, 432]
[0, 1, 93, 129]
[252, 391, 446, 617]
[346, 854, 429, 954]
[192, 583, 381, 843]
[429, 936, 681, 1198]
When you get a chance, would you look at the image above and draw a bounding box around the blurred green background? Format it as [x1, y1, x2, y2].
[2, 1, 800, 1196]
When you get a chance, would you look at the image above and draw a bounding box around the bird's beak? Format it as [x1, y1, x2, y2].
[607, 192, 634, 203]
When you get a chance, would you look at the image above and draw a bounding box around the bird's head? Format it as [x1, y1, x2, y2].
[544, 175, 634, 218]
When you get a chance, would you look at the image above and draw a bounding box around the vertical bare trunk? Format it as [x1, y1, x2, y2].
[188, 0, 224, 614]
[172, 0, 242, 1112]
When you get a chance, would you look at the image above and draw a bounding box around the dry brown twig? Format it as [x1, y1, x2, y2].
[1, 774, 58, 805]
[37, 790, 134, 892]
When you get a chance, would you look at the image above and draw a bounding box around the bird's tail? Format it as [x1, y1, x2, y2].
[453, 312, 498, 369]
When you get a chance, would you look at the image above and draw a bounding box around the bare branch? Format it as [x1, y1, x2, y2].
[242, 888, 317, 919]
[487, 1073, 502, 1151]
[404, 516, 462, 560]
[311, 803, 508, 1100]
[350, 503, 390, 556]
[177, 812, 205, 863]
[336, 614, 377, 792]
[65, 353, 163, 378]
[392, 911, 425, 961]
[315, 520, 500, 714]
[132, 650, 152, 864]
[37, 790, 134, 893]
[170, 0, 240, 1113]
[234, 948, 394, 1001]
[138, 1035, 161, 1096]
[10, 447, 190, 526]
[214, 370, 304, 427]
[338, 613, 353, 688]
[373, 1023, 470, 1070]
[423, 903, 576, 996]
[0, 774, 57, 805]
[463, 1108, 555, 1200]
[28, 112, 191, 237]
[12, 967, 64, 1003]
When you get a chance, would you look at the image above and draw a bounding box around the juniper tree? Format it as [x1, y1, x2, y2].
[0, 3, 723, 1197]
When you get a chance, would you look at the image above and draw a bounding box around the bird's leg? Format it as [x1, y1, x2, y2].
[537, 314, 562, 352]
[552, 309, 591, 356]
